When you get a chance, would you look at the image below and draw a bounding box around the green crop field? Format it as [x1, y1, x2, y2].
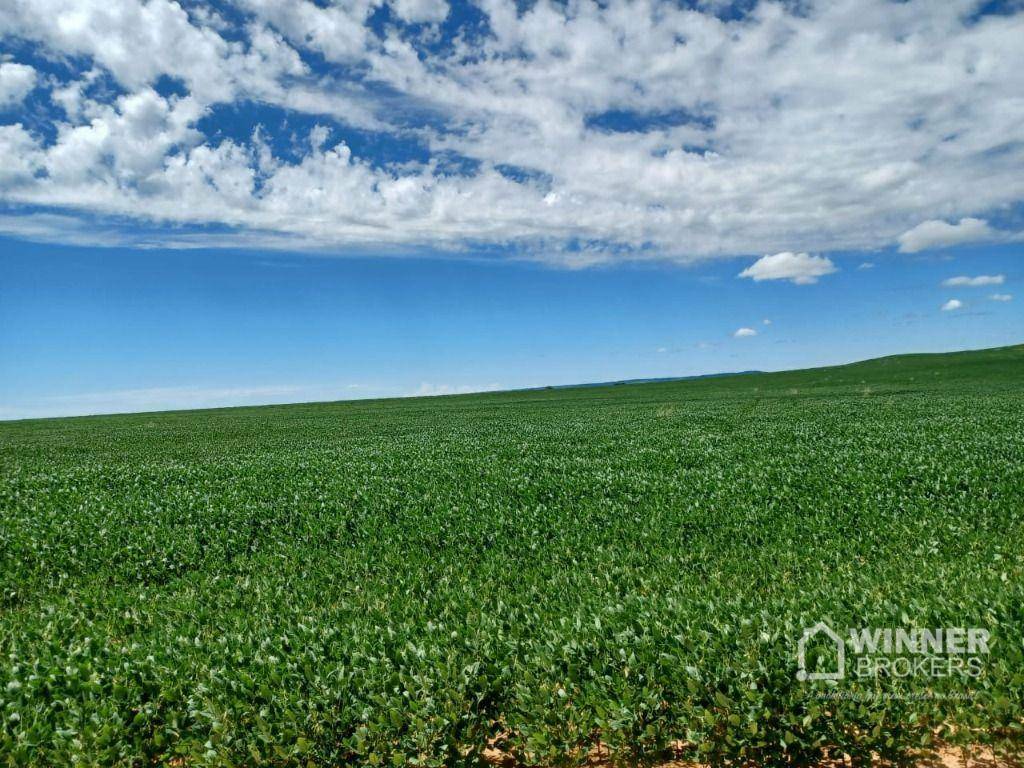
[1, 345, 1022, 767]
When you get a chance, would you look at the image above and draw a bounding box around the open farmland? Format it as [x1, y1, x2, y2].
[1, 345, 1023, 766]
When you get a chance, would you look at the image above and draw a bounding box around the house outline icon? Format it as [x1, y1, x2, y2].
[797, 621, 845, 681]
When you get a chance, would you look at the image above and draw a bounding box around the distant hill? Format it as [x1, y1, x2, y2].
[534, 370, 762, 390]
[2, 344, 1020, 422]
[481, 342, 1024, 406]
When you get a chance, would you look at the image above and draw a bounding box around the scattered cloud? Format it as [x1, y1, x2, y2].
[942, 274, 1005, 287]
[738, 252, 837, 285]
[941, 299, 963, 312]
[762, 318, 772, 325]
[412, 382, 501, 397]
[898, 218, 993, 253]
[0, 62, 36, 107]
[0, 2, 1021, 263]
[858, 262, 875, 270]
[733, 327, 758, 338]
[1, 380, 515, 419]
[391, 0, 449, 24]
[0, 383, 367, 419]
[989, 293, 1013, 302]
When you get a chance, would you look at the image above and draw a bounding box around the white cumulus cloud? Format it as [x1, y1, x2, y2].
[733, 327, 757, 338]
[942, 274, 1005, 287]
[989, 293, 1013, 302]
[390, 0, 449, 24]
[941, 299, 963, 312]
[738, 252, 837, 285]
[1, 1, 1024, 265]
[898, 218, 994, 254]
[0, 62, 36, 107]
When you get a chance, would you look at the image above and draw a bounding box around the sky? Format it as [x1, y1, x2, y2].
[0, 0, 1022, 418]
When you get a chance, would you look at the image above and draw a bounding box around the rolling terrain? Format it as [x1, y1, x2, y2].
[1, 345, 1022, 766]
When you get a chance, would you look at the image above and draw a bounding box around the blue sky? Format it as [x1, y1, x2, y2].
[0, 0, 1022, 417]
[1, 236, 1019, 418]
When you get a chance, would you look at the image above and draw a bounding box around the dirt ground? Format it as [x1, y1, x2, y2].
[480, 741, 1022, 767]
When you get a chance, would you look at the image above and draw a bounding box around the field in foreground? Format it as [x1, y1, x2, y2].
[1, 345, 1023, 766]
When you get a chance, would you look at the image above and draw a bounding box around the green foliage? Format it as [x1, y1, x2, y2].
[1, 345, 1023, 765]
